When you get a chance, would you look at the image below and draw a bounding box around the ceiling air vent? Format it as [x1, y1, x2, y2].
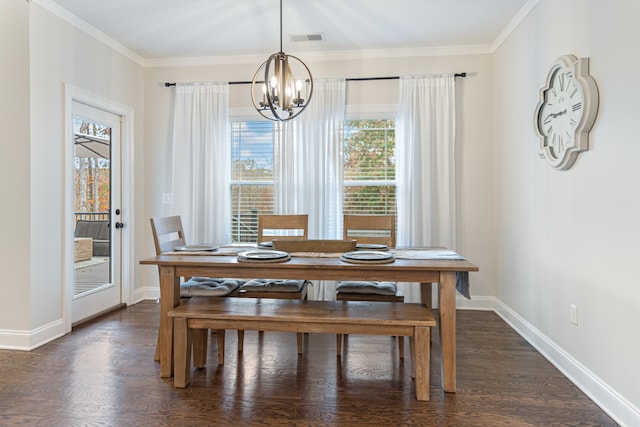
[291, 33, 325, 42]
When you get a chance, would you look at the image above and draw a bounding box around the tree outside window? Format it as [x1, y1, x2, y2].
[343, 119, 396, 215]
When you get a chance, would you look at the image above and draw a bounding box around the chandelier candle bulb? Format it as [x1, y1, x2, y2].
[261, 84, 268, 108]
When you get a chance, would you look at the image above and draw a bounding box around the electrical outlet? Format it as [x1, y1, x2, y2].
[570, 304, 578, 326]
[162, 193, 173, 204]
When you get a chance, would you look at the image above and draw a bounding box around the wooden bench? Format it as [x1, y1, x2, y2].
[169, 297, 436, 401]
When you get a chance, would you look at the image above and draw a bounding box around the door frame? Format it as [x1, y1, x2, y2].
[63, 84, 135, 332]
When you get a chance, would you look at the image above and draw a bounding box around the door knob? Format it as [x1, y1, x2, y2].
[115, 222, 125, 229]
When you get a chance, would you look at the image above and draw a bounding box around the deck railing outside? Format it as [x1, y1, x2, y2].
[74, 211, 260, 242]
[231, 209, 258, 243]
[74, 212, 109, 227]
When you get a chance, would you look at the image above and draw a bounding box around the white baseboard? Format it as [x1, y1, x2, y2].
[0, 319, 66, 351]
[134, 286, 159, 304]
[0, 288, 159, 350]
[455, 294, 496, 310]
[491, 298, 639, 427]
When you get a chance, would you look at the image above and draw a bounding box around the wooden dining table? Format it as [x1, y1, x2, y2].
[140, 247, 478, 393]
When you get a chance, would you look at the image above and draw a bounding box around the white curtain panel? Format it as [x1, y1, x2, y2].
[170, 82, 230, 245]
[274, 78, 346, 300]
[396, 74, 456, 302]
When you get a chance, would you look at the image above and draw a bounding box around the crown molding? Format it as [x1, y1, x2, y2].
[491, 0, 540, 51]
[32, 0, 145, 66]
[144, 44, 494, 68]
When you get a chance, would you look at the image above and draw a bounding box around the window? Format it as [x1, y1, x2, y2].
[229, 118, 396, 242]
[230, 121, 275, 242]
[343, 119, 396, 215]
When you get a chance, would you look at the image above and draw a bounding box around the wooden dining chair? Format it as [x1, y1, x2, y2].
[237, 214, 310, 353]
[257, 214, 308, 244]
[336, 214, 407, 358]
[150, 215, 243, 364]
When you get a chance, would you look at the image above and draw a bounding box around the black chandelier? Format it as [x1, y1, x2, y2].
[251, 0, 313, 121]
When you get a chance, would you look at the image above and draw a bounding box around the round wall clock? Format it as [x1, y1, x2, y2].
[534, 54, 599, 170]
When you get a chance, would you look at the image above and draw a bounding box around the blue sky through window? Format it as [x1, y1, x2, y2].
[231, 121, 273, 174]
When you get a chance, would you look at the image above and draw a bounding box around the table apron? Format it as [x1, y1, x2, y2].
[175, 266, 441, 282]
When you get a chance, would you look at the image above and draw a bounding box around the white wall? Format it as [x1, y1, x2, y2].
[493, 0, 640, 423]
[0, 0, 31, 333]
[141, 54, 497, 301]
[0, 3, 145, 348]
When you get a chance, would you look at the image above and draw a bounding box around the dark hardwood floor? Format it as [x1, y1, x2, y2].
[0, 302, 617, 426]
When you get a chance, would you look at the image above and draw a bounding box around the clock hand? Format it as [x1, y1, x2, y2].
[544, 109, 568, 120]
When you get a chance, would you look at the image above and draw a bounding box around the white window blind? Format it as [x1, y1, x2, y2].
[343, 119, 396, 215]
[230, 121, 274, 242]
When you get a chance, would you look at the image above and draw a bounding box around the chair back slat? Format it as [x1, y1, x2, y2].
[258, 214, 308, 242]
[343, 215, 396, 248]
[150, 216, 187, 255]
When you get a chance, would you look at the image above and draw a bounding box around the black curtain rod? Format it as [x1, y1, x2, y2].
[164, 73, 466, 87]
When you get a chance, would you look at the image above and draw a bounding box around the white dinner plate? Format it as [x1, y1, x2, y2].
[173, 244, 218, 252]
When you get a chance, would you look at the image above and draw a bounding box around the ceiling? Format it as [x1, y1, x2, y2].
[49, 0, 533, 61]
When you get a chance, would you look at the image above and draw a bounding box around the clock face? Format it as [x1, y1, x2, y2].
[535, 55, 598, 170]
[537, 67, 584, 160]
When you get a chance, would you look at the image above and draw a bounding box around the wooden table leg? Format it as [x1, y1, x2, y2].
[420, 282, 432, 308]
[438, 271, 457, 392]
[159, 265, 180, 378]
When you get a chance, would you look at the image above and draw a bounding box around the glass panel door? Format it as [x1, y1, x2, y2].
[71, 101, 122, 323]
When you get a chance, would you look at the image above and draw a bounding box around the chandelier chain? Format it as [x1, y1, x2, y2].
[279, 0, 283, 53]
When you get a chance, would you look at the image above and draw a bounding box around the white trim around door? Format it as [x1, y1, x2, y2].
[63, 84, 135, 332]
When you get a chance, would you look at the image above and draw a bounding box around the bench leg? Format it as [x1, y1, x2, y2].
[192, 329, 208, 368]
[336, 334, 343, 357]
[414, 326, 431, 401]
[237, 330, 244, 352]
[398, 336, 405, 359]
[173, 317, 192, 388]
[217, 330, 225, 365]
